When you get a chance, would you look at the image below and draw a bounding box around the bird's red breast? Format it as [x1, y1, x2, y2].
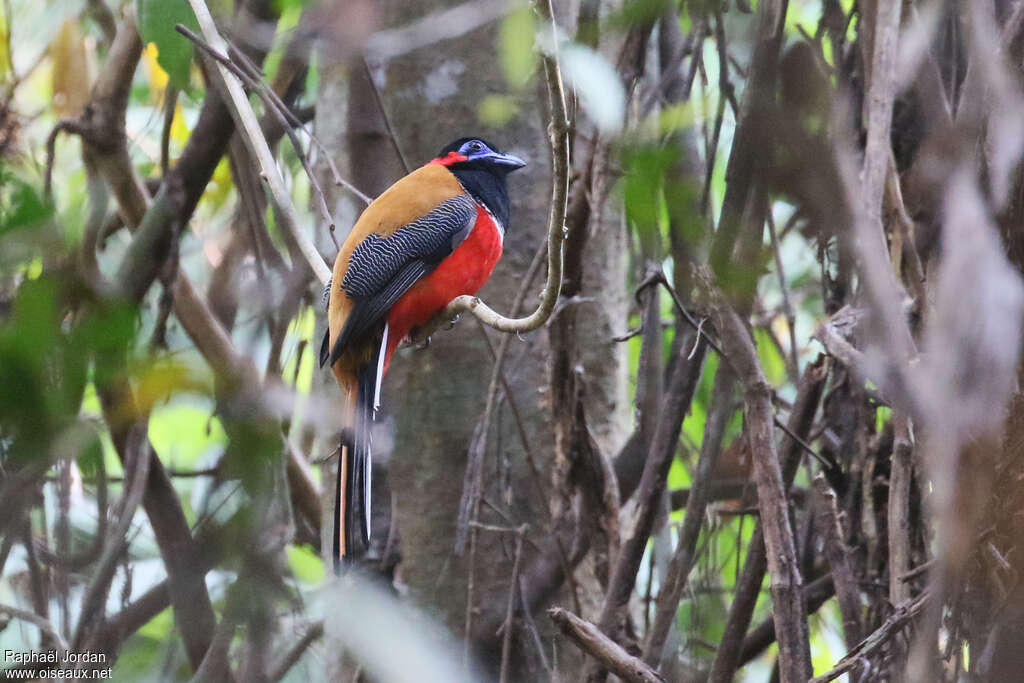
[383, 205, 503, 369]
[327, 164, 465, 383]
[324, 136, 522, 568]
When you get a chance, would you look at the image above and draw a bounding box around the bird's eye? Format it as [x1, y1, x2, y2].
[469, 141, 484, 152]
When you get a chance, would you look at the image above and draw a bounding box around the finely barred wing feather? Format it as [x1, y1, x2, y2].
[322, 193, 477, 367]
[342, 194, 476, 296]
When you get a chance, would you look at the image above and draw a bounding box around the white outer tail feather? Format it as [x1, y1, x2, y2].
[364, 323, 388, 541]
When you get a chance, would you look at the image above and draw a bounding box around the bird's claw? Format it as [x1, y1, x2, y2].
[445, 314, 460, 330]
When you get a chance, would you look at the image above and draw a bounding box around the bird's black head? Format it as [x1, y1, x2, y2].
[431, 137, 526, 230]
[434, 137, 527, 174]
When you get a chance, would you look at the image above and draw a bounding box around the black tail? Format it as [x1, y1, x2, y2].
[333, 354, 379, 572]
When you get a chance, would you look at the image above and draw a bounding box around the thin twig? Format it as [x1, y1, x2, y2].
[651, 268, 838, 471]
[361, 57, 411, 175]
[706, 358, 829, 683]
[0, 603, 69, 655]
[593, 336, 707, 642]
[455, 241, 547, 553]
[176, 24, 337, 235]
[739, 574, 837, 667]
[44, 119, 87, 199]
[810, 592, 930, 683]
[888, 416, 915, 607]
[699, 8, 732, 216]
[180, 4, 332, 286]
[35, 452, 108, 571]
[226, 40, 372, 206]
[73, 428, 152, 652]
[766, 208, 800, 379]
[268, 620, 324, 681]
[812, 476, 862, 648]
[498, 525, 527, 683]
[518, 575, 552, 674]
[643, 367, 735, 665]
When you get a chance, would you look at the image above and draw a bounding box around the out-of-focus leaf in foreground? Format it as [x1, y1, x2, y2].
[323, 575, 481, 683]
[137, 0, 199, 90]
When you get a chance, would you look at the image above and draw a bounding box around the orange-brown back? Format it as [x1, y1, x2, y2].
[327, 163, 465, 386]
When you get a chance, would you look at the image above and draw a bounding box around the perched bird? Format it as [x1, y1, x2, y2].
[320, 137, 526, 568]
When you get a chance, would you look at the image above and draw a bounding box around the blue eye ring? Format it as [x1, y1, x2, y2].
[464, 140, 486, 154]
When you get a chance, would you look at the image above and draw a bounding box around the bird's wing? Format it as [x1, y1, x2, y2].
[321, 193, 477, 367]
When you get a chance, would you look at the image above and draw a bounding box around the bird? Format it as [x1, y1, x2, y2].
[320, 137, 526, 569]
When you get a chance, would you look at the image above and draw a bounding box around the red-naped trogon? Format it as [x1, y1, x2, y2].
[320, 137, 526, 568]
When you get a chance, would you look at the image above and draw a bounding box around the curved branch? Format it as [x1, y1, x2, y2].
[412, 0, 570, 340]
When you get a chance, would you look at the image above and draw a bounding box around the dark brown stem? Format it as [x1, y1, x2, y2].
[498, 526, 527, 683]
[706, 356, 828, 683]
[594, 337, 707, 639]
[36, 451, 107, 571]
[73, 427, 152, 652]
[268, 621, 324, 681]
[643, 366, 735, 665]
[810, 592, 930, 683]
[739, 574, 836, 666]
[812, 477, 862, 648]
[549, 608, 665, 683]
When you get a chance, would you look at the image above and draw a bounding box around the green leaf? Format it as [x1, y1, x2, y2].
[137, 0, 198, 90]
[477, 94, 519, 126]
[623, 143, 677, 249]
[77, 435, 104, 479]
[754, 328, 786, 385]
[272, 0, 316, 12]
[499, 5, 536, 88]
[287, 544, 325, 584]
[1, 176, 52, 236]
[148, 399, 227, 469]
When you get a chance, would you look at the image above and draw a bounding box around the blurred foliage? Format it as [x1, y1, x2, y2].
[0, 0, 866, 679]
[137, 0, 199, 90]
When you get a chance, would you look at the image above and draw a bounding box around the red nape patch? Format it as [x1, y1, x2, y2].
[427, 151, 469, 167]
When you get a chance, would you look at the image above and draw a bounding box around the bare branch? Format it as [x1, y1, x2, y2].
[0, 603, 69, 655]
[701, 265, 813, 682]
[739, 574, 836, 666]
[643, 366, 734, 665]
[812, 476, 862, 648]
[835, 0, 918, 408]
[888, 416, 915, 611]
[73, 429, 152, 652]
[594, 336, 707, 638]
[810, 592, 930, 683]
[268, 621, 324, 682]
[498, 526, 527, 683]
[185, 0, 333, 286]
[549, 608, 665, 683]
[706, 361, 828, 683]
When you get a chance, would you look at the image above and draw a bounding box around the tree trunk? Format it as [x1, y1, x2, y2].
[313, 2, 629, 679]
